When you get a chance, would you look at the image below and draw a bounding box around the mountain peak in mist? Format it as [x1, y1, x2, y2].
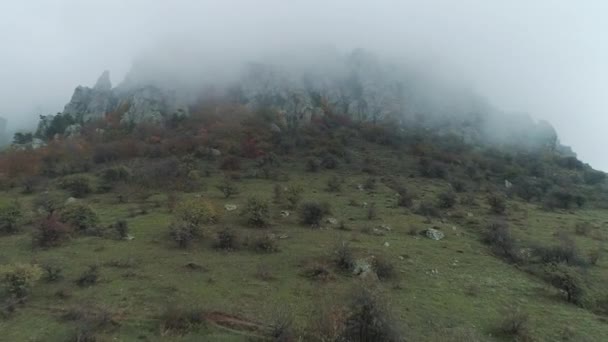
[93, 70, 112, 92]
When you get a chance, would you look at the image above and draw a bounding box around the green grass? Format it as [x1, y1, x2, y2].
[1, 152, 608, 341]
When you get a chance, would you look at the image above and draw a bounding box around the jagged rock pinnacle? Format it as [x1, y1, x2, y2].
[94, 70, 112, 91]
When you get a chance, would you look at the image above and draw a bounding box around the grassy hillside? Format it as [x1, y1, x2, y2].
[1, 110, 608, 341]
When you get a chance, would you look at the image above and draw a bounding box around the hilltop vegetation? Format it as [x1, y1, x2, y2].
[1, 52, 608, 340]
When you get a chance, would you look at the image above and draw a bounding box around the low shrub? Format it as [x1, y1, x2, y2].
[372, 256, 396, 281]
[419, 158, 448, 179]
[32, 214, 73, 248]
[32, 191, 65, 215]
[76, 265, 100, 287]
[173, 198, 221, 225]
[326, 175, 342, 192]
[42, 263, 63, 282]
[285, 185, 303, 210]
[339, 288, 401, 342]
[214, 229, 239, 251]
[306, 158, 321, 172]
[0, 263, 43, 299]
[251, 234, 279, 253]
[113, 220, 129, 240]
[169, 220, 199, 248]
[58, 175, 95, 198]
[545, 263, 586, 305]
[63, 304, 116, 332]
[0, 202, 22, 234]
[483, 221, 518, 262]
[487, 193, 507, 214]
[242, 197, 271, 228]
[269, 308, 295, 341]
[300, 201, 331, 227]
[216, 179, 240, 199]
[59, 203, 100, 232]
[437, 190, 457, 209]
[99, 165, 131, 183]
[451, 180, 467, 193]
[415, 201, 441, 218]
[159, 305, 205, 336]
[396, 188, 413, 208]
[534, 235, 585, 267]
[334, 242, 355, 272]
[497, 307, 531, 341]
[363, 177, 377, 191]
[321, 154, 339, 170]
[219, 156, 241, 171]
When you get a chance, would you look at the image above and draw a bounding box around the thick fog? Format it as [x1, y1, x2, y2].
[1, 1, 607, 169]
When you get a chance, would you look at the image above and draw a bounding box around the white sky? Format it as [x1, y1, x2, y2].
[0, 1, 607, 169]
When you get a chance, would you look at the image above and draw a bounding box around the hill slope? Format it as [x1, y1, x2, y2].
[1, 52, 608, 341]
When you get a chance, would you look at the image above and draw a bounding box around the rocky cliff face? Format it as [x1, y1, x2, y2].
[46, 50, 570, 154]
[60, 71, 188, 126]
[62, 71, 116, 122]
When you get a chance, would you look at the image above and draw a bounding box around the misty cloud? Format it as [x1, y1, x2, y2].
[1, 1, 607, 168]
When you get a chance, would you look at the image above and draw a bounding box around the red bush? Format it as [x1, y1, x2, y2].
[32, 214, 73, 247]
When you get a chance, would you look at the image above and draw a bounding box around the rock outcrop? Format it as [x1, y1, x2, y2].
[60, 70, 188, 127]
[63, 71, 115, 122]
[119, 86, 188, 124]
[425, 228, 445, 241]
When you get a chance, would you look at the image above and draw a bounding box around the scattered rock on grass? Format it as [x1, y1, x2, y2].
[326, 217, 338, 225]
[425, 228, 445, 241]
[224, 204, 238, 211]
[352, 259, 373, 276]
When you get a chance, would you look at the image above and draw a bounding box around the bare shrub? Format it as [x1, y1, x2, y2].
[372, 256, 397, 281]
[534, 234, 585, 267]
[243, 197, 271, 228]
[339, 287, 402, 342]
[437, 190, 457, 209]
[483, 221, 518, 262]
[214, 229, 240, 251]
[487, 193, 507, 214]
[335, 242, 355, 272]
[251, 234, 279, 253]
[269, 308, 296, 342]
[497, 307, 531, 341]
[159, 305, 205, 336]
[415, 201, 441, 218]
[113, 220, 129, 240]
[216, 179, 240, 199]
[76, 265, 100, 287]
[300, 201, 331, 227]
